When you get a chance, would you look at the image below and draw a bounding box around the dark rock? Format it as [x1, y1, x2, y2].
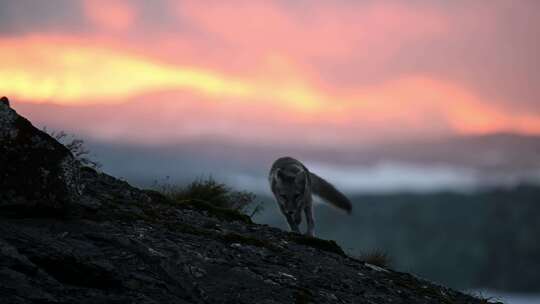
[1, 96, 9, 106]
[0, 99, 495, 304]
[0, 98, 82, 217]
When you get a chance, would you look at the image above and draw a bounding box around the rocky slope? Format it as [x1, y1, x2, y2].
[0, 97, 491, 304]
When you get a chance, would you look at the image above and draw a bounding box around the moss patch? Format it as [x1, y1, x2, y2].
[294, 288, 313, 304]
[142, 189, 253, 224]
[175, 198, 252, 224]
[221, 233, 280, 251]
[288, 235, 345, 256]
[164, 222, 215, 238]
[391, 274, 470, 304]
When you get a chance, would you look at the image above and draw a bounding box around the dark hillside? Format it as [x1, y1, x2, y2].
[0, 97, 493, 303]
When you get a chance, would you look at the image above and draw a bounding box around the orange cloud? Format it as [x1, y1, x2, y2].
[344, 77, 540, 135]
[0, 36, 328, 111]
[1, 35, 540, 145]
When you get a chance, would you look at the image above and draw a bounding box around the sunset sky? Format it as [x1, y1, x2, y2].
[1, 0, 539, 147]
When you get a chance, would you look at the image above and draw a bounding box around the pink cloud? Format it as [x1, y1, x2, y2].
[2, 0, 539, 147]
[173, 1, 448, 62]
[84, 0, 137, 32]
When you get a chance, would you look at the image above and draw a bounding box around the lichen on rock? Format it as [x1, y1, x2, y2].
[60, 155, 84, 198]
[0, 97, 82, 217]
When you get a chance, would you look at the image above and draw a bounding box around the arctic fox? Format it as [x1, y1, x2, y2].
[269, 157, 352, 237]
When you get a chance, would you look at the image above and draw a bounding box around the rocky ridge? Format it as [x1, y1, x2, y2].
[0, 97, 491, 304]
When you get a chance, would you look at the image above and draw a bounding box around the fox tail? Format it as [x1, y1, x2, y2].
[309, 172, 352, 214]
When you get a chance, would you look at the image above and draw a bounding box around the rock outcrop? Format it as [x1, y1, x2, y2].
[0, 97, 490, 304]
[0, 97, 81, 217]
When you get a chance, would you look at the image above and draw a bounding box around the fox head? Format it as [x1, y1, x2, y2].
[272, 166, 308, 217]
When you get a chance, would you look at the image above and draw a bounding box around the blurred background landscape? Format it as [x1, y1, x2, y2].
[2, 0, 539, 302]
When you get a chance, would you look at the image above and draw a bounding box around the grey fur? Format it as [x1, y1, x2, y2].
[269, 156, 352, 237]
[309, 172, 352, 214]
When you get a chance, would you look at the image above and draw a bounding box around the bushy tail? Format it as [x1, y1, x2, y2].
[309, 172, 352, 214]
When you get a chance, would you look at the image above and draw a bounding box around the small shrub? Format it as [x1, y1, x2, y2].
[43, 128, 101, 169]
[358, 250, 391, 268]
[172, 178, 241, 209]
[468, 291, 504, 304]
[158, 177, 261, 220]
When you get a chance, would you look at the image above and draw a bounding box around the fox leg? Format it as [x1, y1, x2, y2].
[285, 214, 300, 233]
[304, 200, 315, 237]
[294, 212, 302, 225]
[278, 204, 300, 233]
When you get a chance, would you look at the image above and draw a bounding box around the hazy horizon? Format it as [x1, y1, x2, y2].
[28, 129, 537, 195]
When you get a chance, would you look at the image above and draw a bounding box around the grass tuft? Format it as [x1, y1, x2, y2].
[157, 177, 259, 224]
[468, 291, 505, 304]
[358, 250, 391, 268]
[43, 128, 101, 169]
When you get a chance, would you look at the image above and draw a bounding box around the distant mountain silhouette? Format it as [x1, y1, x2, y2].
[13, 100, 540, 190]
